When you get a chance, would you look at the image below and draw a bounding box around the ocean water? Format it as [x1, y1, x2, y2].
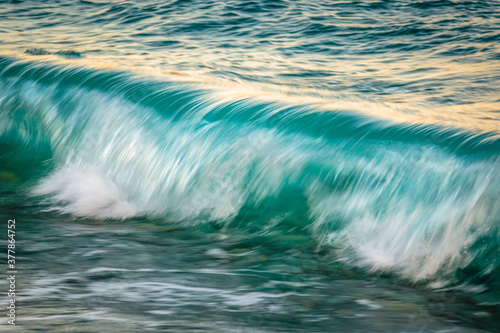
[0, 0, 499, 331]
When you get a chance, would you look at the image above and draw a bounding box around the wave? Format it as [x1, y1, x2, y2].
[0, 56, 499, 285]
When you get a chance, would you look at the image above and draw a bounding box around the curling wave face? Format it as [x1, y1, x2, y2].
[0, 57, 498, 287]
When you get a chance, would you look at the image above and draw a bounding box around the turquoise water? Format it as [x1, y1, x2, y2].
[0, 0, 499, 331]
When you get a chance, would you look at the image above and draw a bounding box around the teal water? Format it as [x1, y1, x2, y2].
[0, 0, 499, 332]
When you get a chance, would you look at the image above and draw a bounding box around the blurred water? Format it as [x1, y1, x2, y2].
[0, 0, 499, 332]
[1, 0, 500, 131]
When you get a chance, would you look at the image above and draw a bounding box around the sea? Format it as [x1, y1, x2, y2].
[0, 0, 499, 332]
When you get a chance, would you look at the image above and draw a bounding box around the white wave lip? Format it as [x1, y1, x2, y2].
[33, 167, 137, 219]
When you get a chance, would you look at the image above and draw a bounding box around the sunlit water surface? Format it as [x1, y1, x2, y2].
[0, 0, 499, 332]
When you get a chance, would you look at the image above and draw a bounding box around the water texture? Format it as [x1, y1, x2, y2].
[0, 0, 499, 332]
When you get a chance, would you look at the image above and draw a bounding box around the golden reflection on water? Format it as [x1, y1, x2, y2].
[1, 39, 499, 136]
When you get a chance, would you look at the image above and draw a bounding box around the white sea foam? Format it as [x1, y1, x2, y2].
[33, 167, 136, 219]
[308, 147, 499, 282]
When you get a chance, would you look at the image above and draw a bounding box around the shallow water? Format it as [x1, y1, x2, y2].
[0, 0, 499, 332]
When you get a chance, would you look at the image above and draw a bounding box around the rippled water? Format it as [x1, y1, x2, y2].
[3, 0, 500, 131]
[0, 0, 499, 332]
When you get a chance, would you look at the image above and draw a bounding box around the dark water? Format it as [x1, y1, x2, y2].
[0, 0, 499, 332]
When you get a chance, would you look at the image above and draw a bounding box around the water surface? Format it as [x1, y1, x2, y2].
[0, 0, 499, 332]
